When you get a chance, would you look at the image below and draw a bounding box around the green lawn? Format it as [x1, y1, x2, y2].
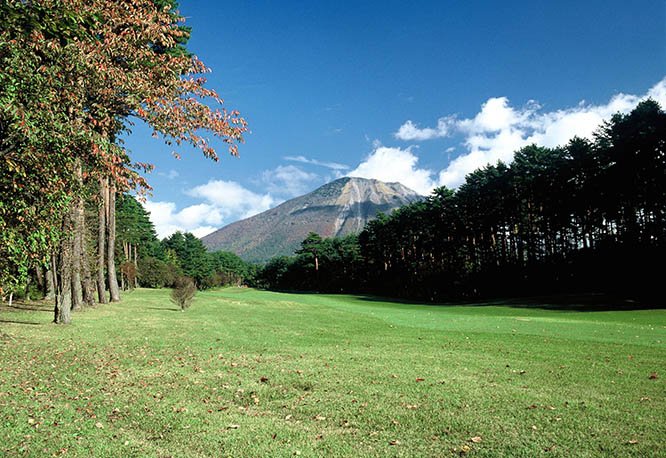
[1, 288, 664, 457]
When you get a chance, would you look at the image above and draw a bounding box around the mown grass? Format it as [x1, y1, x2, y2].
[0, 288, 664, 457]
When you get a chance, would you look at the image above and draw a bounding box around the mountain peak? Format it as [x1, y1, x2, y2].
[201, 177, 423, 262]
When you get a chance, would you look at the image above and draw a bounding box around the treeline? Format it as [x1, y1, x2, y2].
[0, 0, 246, 323]
[258, 100, 666, 300]
[116, 195, 257, 290]
[11, 194, 256, 300]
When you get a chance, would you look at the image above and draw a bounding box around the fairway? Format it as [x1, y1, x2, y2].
[1, 289, 664, 457]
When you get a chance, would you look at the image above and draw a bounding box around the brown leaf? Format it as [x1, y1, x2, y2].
[415, 378, 425, 382]
[648, 372, 658, 380]
[260, 376, 269, 383]
[628, 439, 638, 444]
[389, 439, 401, 446]
[227, 424, 240, 429]
[470, 436, 482, 443]
[95, 422, 104, 429]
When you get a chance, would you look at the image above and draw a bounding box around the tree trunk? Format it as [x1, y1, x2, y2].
[80, 201, 96, 307]
[54, 210, 74, 324]
[97, 178, 109, 304]
[107, 181, 120, 302]
[46, 268, 56, 300]
[35, 267, 44, 298]
[71, 192, 84, 311]
[133, 243, 138, 288]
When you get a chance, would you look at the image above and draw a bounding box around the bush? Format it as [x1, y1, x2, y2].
[138, 257, 181, 288]
[171, 276, 196, 310]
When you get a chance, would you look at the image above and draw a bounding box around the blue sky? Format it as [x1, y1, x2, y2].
[124, 0, 666, 238]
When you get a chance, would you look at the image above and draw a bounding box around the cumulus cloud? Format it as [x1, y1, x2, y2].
[347, 146, 436, 195]
[395, 76, 666, 188]
[284, 155, 349, 171]
[187, 180, 275, 219]
[261, 165, 320, 198]
[394, 118, 451, 141]
[144, 180, 276, 239]
[143, 201, 224, 239]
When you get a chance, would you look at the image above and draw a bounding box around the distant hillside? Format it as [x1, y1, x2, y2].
[201, 177, 423, 262]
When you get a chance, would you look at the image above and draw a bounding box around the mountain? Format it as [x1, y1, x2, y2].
[201, 177, 423, 262]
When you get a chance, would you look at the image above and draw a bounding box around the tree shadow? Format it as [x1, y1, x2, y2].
[0, 318, 43, 326]
[353, 292, 665, 312]
[0, 302, 52, 313]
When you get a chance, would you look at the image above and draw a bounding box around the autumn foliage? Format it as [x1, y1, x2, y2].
[0, 0, 247, 317]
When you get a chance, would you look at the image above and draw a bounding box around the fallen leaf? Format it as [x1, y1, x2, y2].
[527, 404, 538, 409]
[470, 436, 482, 443]
[227, 424, 240, 429]
[95, 422, 104, 429]
[648, 372, 658, 380]
[314, 415, 326, 421]
[415, 378, 425, 382]
[260, 376, 269, 383]
[389, 440, 401, 446]
[628, 439, 638, 444]
[460, 444, 471, 453]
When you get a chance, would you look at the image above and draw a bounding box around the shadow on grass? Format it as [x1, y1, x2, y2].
[0, 318, 43, 326]
[0, 303, 52, 313]
[146, 307, 180, 312]
[270, 289, 665, 312]
[354, 292, 665, 312]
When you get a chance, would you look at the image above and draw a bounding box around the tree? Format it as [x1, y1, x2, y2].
[0, 0, 248, 322]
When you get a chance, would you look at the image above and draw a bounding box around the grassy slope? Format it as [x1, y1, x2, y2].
[0, 288, 664, 457]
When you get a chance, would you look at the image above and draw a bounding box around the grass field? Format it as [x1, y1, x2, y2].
[0, 288, 664, 457]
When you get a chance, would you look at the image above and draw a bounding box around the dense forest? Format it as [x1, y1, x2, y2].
[258, 100, 666, 301]
[0, 0, 247, 323]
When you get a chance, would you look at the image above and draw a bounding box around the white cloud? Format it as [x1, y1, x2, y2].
[284, 155, 349, 170]
[143, 201, 224, 239]
[394, 118, 451, 141]
[190, 226, 218, 238]
[157, 169, 179, 180]
[187, 180, 275, 220]
[347, 146, 436, 195]
[144, 180, 277, 239]
[261, 165, 320, 198]
[394, 76, 666, 189]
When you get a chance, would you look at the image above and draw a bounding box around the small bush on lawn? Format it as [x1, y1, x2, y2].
[171, 276, 196, 310]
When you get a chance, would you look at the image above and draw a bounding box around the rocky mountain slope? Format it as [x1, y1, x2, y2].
[200, 177, 423, 262]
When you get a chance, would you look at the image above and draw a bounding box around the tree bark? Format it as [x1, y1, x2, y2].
[96, 178, 109, 304]
[107, 181, 120, 302]
[46, 268, 56, 300]
[80, 200, 96, 306]
[71, 190, 84, 311]
[54, 210, 74, 324]
[134, 243, 138, 288]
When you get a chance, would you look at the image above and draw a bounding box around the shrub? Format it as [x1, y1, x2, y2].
[171, 276, 196, 311]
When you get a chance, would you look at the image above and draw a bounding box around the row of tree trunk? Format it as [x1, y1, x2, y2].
[53, 176, 120, 324]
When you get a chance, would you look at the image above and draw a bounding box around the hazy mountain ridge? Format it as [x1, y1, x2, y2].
[201, 177, 423, 262]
